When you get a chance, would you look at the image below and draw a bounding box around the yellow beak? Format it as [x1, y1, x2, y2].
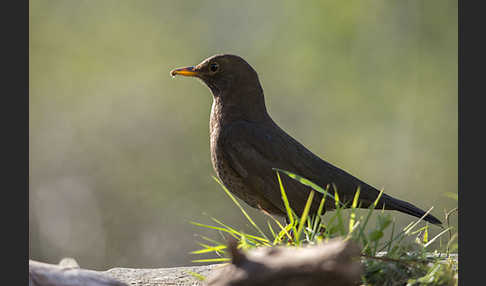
[170, 66, 199, 77]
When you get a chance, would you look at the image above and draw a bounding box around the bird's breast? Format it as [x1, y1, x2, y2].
[209, 101, 229, 179]
[209, 127, 259, 209]
[208, 106, 262, 209]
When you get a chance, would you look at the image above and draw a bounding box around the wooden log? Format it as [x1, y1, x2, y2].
[29, 258, 127, 286]
[29, 258, 218, 286]
[29, 238, 362, 286]
[204, 238, 362, 286]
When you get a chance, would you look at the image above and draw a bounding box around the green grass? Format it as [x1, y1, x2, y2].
[190, 170, 458, 285]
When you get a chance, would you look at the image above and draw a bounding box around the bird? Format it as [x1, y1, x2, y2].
[170, 54, 442, 225]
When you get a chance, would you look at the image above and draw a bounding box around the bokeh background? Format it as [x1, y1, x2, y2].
[29, 0, 457, 270]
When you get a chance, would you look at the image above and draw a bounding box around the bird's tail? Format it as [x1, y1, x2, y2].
[378, 194, 443, 226]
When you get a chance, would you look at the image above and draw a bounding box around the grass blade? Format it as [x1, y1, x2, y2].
[273, 168, 344, 207]
[349, 188, 360, 234]
[312, 192, 327, 234]
[267, 220, 276, 239]
[191, 244, 227, 254]
[210, 217, 270, 245]
[424, 227, 451, 248]
[404, 207, 434, 235]
[185, 271, 206, 281]
[295, 190, 315, 243]
[213, 176, 269, 241]
[276, 171, 296, 226]
[190, 221, 239, 240]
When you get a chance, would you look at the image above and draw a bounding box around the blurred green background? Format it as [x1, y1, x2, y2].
[29, 0, 457, 270]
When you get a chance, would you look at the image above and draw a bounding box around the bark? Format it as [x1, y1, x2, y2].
[204, 238, 362, 286]
[29, 238, 362, 286]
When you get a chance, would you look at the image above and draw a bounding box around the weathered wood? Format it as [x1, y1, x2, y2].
[29, 238, 362, 286]
[204, 238, 362, 286]
[29, 258, 219, 286]
[29, 259, 127, 286]
[104, 264, 219, 286]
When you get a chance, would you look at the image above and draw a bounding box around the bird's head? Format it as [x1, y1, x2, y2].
[170, 54, 263, 100]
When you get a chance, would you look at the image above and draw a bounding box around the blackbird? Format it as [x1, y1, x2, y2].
[170, 54, 442, 225]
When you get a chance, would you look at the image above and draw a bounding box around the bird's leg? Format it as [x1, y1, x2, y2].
[257, 204, 276, 220]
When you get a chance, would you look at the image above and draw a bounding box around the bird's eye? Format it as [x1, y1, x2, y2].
[210, 62, 219, 73]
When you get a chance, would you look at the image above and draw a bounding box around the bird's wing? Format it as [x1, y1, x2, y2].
[220, 121, 287, 213]
[220, 120, 443, 225]
[220, 120, 373, 214]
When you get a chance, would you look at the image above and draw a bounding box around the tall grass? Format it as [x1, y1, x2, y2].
[190, 170, 458, 285]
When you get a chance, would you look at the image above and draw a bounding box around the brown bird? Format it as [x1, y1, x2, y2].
[170, 54, 442, 225]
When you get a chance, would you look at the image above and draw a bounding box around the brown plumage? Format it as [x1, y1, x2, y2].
[170, 54, 442, 225]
